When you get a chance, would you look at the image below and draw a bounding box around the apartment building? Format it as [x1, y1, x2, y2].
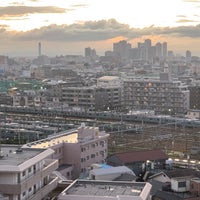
[23, 125, 110, 179]
[0, 145, 58, 200]
[189, 85, 200, 109]
[61, 85, 122, 111]
[123, 78, 189, 115]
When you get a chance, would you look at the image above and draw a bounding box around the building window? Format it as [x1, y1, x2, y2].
[91, 154, 95, 158]
[23, 192, 26, 196]
[67, 172, 70, 177]
[29, 187, 32, 192]
[33, 164, 36, 173]
[28, 167, 32, 173]
[22, 170, 26, 176]
[87, 155, 89, 160]
[178, 181, 186, 187]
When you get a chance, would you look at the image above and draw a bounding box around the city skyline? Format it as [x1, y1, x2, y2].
[0, 0, 200, 56]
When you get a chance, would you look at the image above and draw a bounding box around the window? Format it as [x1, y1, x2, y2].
[29, 187, 32, 192]
[28, 167, 32, 173]
[178, 181, 186, 187]
[22, 171, 26, 176]
[91, 154, 95, 158]
[23, 192, 26, 196]
[67, 172, 70, 177]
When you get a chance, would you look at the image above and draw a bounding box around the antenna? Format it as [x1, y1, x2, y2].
[0, 131, 4, 158]
[38, 42, 41, 57]
[16, 129, 23, 153]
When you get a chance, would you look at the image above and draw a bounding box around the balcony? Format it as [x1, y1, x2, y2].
[29, 176, 59, 200]
[0, 159, 58, 195]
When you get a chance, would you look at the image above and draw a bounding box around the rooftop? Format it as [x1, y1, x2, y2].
[98, 76, 119, 81]
[109, 149, 168, 164]
[26, 129, 78, 149]
[0, 145, 43, 166]
[25, 126, 108, 149]
[64, 180, 146, 197]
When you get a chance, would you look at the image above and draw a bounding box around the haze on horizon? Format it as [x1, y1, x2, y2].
[1, 0, 200, 57]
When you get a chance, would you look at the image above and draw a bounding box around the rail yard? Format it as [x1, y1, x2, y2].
[0, 105, 200, 160]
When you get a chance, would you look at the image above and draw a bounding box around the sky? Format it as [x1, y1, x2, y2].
[0, 0, 200, 57]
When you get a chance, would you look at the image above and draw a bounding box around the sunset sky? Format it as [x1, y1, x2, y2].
[1, 0, 200, 57]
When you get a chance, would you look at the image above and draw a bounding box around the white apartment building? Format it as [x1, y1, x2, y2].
[23, 125, 110, 179]
[0, 145, 58, 200]
[123, 79, 190, 115]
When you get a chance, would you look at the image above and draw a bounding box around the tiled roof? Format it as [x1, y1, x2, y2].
[114, 149, 168, 164]
[165, 168, 200, 178]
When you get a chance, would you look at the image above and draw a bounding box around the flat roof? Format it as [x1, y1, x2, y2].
[28, 131, 78, 149]
[98, 76, 119, 81]
[64, 180, 145, 197]
[91, 166, 134, 176]
[0, 145, 43, 166]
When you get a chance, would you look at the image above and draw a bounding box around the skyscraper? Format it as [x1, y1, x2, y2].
[162, 42, 168, 58]
[113, 40, 131, 59]
[38, 42, 41, 57]
[186, 50, 191, 63]
[144, 39, 152, 61]
[155, 42, 162, 59]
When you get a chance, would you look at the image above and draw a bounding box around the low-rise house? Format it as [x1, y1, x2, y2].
[107, 149, 168, 175]
[89, 166, 136, 181]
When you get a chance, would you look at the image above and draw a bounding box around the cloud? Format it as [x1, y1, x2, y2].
[176, 15, 187, 18]
[14, 19, 133, 41]
[182, 0, 200, 2]
[176, 19, 199, 23]
[0, 6, 67, 18]
[9, 2, 25, 6]
[1, 19, 200, 43]
[70, 4, 89, 8]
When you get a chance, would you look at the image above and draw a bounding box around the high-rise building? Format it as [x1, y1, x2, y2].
[38, 42, 41, 57]
[186, 50, 191, 63]
[155, 42, 162, 59]
[162, 42, 168, 58]
[113, 40, 131, 59]
[144, 39, 152, 61]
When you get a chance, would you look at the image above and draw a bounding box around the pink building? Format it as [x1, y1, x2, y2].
[24, 124, 109, 179]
